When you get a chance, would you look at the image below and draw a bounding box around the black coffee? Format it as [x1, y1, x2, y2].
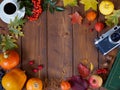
[4, 3, 16, 15]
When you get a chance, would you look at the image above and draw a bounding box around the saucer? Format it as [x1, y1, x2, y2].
[0, 0, 25, 24]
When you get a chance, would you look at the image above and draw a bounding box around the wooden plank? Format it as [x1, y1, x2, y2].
[97, 0, 111, 89]
[21, 21, 40, 77]
[21, 12, 47, 79]
[47, 7, 73, 89]
[35, 12, 47, 80]
[72, 3, 99, 90]
[73, 7, 98, 74]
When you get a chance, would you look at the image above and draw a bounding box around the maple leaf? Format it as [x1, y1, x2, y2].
[105, 10, 120, 26]
[80, 0, 98, 11]
[69, 12, 83, 24]
[63, 0, 77, 7]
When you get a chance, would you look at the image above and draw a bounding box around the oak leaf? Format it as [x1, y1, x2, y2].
[69, 12, 83, 24]
[63, 0, 77, 7]
[80, 0, 98, 11]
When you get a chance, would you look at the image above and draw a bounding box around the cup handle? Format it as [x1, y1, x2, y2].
[17, 7, 25, 18]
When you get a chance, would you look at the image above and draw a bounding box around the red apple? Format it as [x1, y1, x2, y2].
[95, 22, 104, 32]
[89, 75, 103, 89]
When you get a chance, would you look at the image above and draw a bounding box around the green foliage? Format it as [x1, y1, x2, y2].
[0, 35, 18, 52]
[8, 16, 26, 39]
[63, 0, 77, 7]
[43, 0, 64, 13]
[17, 0, 33, 16]
[80, 0, 98, 11]
[105, 10, 120, 26]
[0, 16, 26, 52]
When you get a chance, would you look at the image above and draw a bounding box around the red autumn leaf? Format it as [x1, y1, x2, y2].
[69, 12, 83, 24]
[78, 63, 90, 78]
[95, 22, 104, 32]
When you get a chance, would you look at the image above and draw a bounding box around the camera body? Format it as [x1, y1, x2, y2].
[95, 25, 120, 55]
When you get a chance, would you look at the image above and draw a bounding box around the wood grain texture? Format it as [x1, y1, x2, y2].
[46, 7, 73, 89]
[21, 12, 47, 78]
[72, 6, 98, 69]
[72, 4, 99, 89]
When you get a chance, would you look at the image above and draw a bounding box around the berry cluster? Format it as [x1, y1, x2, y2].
[28, 0, 42, 21]
[96, 68, 108, 74]
[29, 60, 44, 73]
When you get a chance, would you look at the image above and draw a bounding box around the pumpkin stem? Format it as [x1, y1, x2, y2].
[3, 52, 8, 58]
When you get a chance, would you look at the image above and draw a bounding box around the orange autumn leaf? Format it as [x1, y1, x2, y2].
[69, 12, 83, 24]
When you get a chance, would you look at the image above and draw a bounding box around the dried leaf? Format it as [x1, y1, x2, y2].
[80, 0, 98, 11]
[63, 0, 77, 7]
[105, 10, 120, 26]
[69, 12, 83, 24]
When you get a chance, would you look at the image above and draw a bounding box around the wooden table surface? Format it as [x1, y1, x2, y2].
[0, 0, 120, 90]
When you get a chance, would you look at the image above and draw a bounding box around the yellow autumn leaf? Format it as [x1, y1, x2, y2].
[80, 0, 98, 11]
[63, 0, 77, 7]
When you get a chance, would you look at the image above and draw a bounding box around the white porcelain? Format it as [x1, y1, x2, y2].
[0, 0, 25, 23]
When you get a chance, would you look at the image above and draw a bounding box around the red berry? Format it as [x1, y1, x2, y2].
[90, 29, 94, 32]
[29, 60, 34, 65]
[33, 68, 38, 73]
[38, 65, 43, 70]
[95, 22, 104, 32]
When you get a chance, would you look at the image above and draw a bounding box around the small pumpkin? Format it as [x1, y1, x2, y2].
[99, 0, 114, 15]
[2, 68, 27, 90]
[60, 81, 71, 90]
[0, 50, 19, 70]
[86, 11, 97, 21]
[26, 78, 43, 90]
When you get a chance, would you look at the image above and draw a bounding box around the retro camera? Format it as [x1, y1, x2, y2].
[95, 25, 120, 55]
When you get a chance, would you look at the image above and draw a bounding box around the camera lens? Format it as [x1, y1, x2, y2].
[110, 32, 120, 43]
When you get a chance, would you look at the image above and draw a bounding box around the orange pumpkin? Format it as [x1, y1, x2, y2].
[2, 68, 27, 90]
[86, 11, 97, 21]
[61, 81, 71, 90]
[0, 50, 19, 70]
[26, 78, 43, 90]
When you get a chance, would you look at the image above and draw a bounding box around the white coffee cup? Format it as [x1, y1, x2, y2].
[0, 0, 25, 23]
